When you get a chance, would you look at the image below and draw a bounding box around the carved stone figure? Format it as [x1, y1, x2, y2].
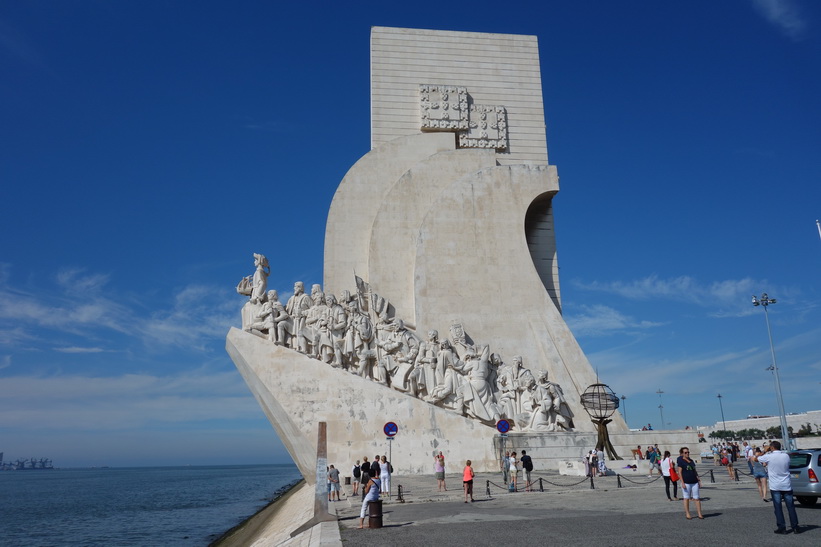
[415, 330, 440, 397]
[378, 319, 420, 391]
[454, 345, 501, 424]
[325, 294, 348, 367]
[526, 371, 575, 431]
[278, 281, 312, 352]
[305, 286, 331, 360]
[247, 290, 286, 342]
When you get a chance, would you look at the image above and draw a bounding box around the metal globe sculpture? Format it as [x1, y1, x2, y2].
[580, 383, 622, 460]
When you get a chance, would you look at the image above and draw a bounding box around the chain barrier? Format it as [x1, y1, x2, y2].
[616, 473, 663, 485]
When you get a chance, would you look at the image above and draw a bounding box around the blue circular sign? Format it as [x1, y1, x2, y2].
[384, 422, 399, 437]
[496, 419, 511, 433]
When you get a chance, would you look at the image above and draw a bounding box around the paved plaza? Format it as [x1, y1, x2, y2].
[334, 468, 819, 546]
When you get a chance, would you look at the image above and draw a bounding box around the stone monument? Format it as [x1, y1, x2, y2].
[226, 27, 628, 481]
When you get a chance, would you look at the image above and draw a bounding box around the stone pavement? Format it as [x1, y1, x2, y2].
[333, 469, 820, 546]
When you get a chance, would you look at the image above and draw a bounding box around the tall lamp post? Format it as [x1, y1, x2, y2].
[656, 389, 665, 430]
[752, 293, 792, 450]
[717, 393, 727, 433]
[620, 395, 627, 425]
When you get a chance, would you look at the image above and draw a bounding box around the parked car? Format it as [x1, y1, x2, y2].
[789, 448, 820, 506]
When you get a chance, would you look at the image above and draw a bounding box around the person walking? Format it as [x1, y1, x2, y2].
[751, 447, 769, 503]
[520, 450, 533, 491]
[379, 455, 392, 495]
[328, 465, 341, 501]
[434, 453, 446, 491]
[463, 459, 475, 502]
[351, 460, 361, 496]
[357, 466, 381, 529]
[509, 451, 518, 492]
[660, 450, 678, 501]
[754, 441, 801, 534]
[360, 456, 370, 500]
[676, 447, 703, 520]
[723, 447, 735, 479]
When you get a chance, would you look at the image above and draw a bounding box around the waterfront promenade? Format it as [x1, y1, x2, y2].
[334, 468, 819, 546]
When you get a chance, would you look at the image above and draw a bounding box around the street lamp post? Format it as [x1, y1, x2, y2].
[752, 293, 792, 450]
[620, 395, 627, 425]
[717, 393, 727, 433]
[656, 389, 665, 430]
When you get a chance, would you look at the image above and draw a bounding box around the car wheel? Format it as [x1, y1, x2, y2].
[796, 496, 818, 506]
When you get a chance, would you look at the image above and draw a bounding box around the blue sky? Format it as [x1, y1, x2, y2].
[1, 1, 820, 467]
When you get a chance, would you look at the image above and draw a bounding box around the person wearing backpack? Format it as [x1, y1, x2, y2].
[352, 460, 362, 496]
[520, 450, 534, 491]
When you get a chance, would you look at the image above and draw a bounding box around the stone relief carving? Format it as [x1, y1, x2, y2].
[419, 84, 508, 150]
[237, 254, 572, 432]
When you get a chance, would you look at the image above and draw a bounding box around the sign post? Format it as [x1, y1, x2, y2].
[383, 422, 398, 499]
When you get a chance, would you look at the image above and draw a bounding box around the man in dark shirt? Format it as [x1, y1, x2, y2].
[520, 450, 534, 491]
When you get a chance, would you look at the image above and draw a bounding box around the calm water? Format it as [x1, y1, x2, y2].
[0, 464, 301, 547]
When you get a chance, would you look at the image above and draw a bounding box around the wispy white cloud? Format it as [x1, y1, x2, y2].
[54, 346, 107, 354]
[0, 266, 238, 357]
[0, 371, 259, 431]
[0, 355, 10, 370]
[571, 275, 781, 317]
[565, 304, 664, 336]
[139, 284, 238, 351]
[752, 0, 808, 41]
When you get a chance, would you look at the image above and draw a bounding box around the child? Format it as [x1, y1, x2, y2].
[463, 460, 475, 503]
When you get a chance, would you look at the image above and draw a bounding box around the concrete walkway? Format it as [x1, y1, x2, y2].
[333, 469, 820, 546]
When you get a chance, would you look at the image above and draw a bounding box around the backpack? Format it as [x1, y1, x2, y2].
[390, 462, 394, 473]
[353, 465, 361, 478]
[522, 455, 533, 472]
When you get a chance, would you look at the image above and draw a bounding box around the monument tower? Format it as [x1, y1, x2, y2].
[227, 27, 628, 481]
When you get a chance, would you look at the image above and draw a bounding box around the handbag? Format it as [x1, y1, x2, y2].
[669, 463, 680, 482]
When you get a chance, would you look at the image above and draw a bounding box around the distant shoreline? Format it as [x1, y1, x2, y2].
[209, 478, 304, 546]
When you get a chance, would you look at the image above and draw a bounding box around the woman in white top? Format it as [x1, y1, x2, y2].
[509, 451, 518, 491]
[661, 450, 678, 500]
[379, 455, 391, 494]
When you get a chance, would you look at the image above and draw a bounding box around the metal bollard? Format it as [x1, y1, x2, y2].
[617, 474, 623, 488]
[486, 480, 491, 497]
[734, 469, 739, 482]
[539, 478, 544, 492]
[590, 475, 595, 489]
[709, 469, 715, 483]
[368, 500, 383, 529]
[397, 484, 405, 503]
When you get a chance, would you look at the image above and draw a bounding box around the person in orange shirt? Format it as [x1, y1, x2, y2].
[463, 460, 475, 503]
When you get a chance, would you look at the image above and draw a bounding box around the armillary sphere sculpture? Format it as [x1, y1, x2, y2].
[580, 383, 622, 460]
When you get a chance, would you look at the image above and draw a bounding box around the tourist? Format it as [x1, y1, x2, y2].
[379, 455, 392, 494]
[358, 466, 381, 529]
[723, 447, 735, 479]
[434, 453, 446, 491]
[360, 456, 370, 500]
[754, 441, 801, 534]
[463, 459, 475, 502]
[509, 451, 518, 491]
[371, 454, 381, 478]
[676, 447, 703, 520]
[351, 460, 361, 496]
[596, 446, 607, 476]
[521, 450, 533, 491]
[660, 450, 678, 501]
[328, 465, 341, 501]
[751, 447, 769, 503]
[647, 446, 661, 477]
[743, 441, 754, 474]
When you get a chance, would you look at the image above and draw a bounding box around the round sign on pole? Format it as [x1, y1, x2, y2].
[384, 422, 399, 437]
[496, 419, 510, 434]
